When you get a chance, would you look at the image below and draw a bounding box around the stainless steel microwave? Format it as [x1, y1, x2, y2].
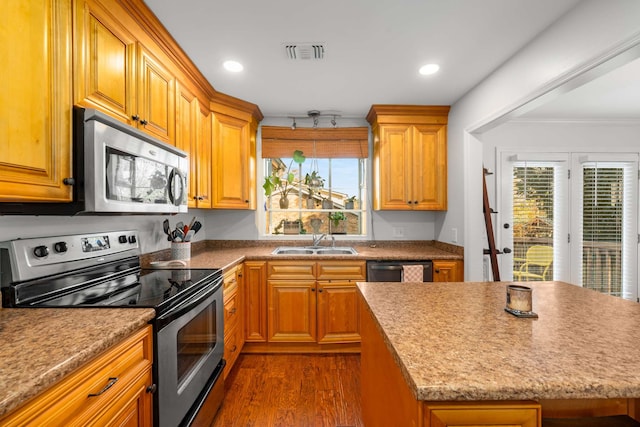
[1, 107, 188, 215]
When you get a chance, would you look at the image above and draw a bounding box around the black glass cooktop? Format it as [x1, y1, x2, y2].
[4, 258, 221, 312]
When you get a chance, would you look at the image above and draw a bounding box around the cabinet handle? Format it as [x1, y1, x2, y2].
[131, 114, 140, 122]
[146, 384, 157, 394]
[140, 119, 148, 126]
[88, 377, 118, 397]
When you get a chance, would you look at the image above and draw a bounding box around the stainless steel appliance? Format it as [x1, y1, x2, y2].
[366, 260, 433, 282]
[1, 107, 188, 215]
[0, 230, 224, 427]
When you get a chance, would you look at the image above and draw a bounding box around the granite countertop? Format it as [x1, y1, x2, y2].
[145, 240, 463, 271]
[0, 308, 155, 418]
[357, 281, 640, 402]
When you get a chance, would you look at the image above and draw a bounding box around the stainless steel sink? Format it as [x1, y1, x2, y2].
[271, 246, 358, 255]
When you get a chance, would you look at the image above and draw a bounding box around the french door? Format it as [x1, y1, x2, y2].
[499, 151, 638, 301]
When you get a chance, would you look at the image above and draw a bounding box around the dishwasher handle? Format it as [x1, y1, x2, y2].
[368, 264, 403, 271]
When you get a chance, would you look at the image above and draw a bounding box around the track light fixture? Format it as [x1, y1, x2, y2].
[288, 110, 341, 130]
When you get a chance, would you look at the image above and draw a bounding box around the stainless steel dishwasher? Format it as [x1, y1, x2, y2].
[366, 260, 433, 282]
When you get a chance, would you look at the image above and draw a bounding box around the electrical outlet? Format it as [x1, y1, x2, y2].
[393, 227, 405, 238]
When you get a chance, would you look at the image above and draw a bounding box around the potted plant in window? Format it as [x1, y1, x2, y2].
[345, 195, 357, 209]
[263, 150, 305, 209]
[304, 170, 324, 209]
[328, 211, 347, 234]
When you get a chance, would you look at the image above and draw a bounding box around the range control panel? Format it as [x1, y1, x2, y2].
[1, 230, 141, 284]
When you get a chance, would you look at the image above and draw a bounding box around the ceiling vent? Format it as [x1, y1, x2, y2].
[284, 43, 325, 60]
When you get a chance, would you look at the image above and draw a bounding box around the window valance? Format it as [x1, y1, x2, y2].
[261, 126, 369, 158]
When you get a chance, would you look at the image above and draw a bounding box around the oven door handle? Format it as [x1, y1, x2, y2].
[156, 277, 222, 327]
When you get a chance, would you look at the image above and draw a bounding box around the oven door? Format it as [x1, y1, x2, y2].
[155, 282, 224, 427]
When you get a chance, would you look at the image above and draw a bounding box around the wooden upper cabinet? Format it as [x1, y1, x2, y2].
[211, 106, 255, 209]
[73, 0, 136, 125]
[137, 45, 175, 144]
[74, 0, 175, 144]
[195, 104, 212, 209]
[175, 81, 200, 207]
[367, 105, 449, 211]
[0, 0, 73, 202]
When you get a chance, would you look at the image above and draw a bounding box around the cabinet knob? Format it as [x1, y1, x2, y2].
[146, 384, 157, 394]
[62, 177, 75, 186]
[435, 269, 440, 273]
[140, 119, 148, 126]
[311, 288, 316, 292]
[231, 345, 237, 352]
[131, 114, 140, 122]
[230, 307, 237, 314]
[318, 288, 323, 293]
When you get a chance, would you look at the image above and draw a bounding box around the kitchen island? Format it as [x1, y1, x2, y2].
[358, 281, 640, 426]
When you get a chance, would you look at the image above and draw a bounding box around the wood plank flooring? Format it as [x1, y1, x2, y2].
[211, 354, 363, 427]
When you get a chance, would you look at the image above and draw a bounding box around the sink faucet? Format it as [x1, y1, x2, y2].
[312, 234, 336, 247]
[312, 233, 326, 247]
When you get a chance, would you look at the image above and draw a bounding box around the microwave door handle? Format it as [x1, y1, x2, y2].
[167, 168, 185, 206]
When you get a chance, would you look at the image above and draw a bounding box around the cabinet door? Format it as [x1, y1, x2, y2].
[424, 401, 540, 427]
[375, 124, 412, 210]
[0, 0, 73, 202]
[74, 0, 137, 126]
[433, 260, 463, 282]
[267, 280, 317, 342]
[137, 45, 175, 144]
[175, 82, 198, 207]
[412, 124, 447, 210]
[211, 112, 251, 208]
[195, 105, 212, 208]
[244, 261, 267, 342]
[317, 280, 360, 344]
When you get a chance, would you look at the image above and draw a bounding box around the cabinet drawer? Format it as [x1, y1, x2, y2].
[267, 261, 316, 280]
[2, 326, 153, 427]
[223, 265, 239, 294]
[224, 290, 240, 333]
[223, 323, 242, 379]
[317, 261, 366, 280]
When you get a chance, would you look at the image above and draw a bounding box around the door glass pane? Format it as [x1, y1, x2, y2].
[512, 164, 555, 281]
[581, 165, 624, 297]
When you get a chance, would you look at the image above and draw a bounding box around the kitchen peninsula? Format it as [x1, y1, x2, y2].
[358, 281, 640, 426]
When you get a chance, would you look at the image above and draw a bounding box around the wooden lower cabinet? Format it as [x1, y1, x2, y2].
[0, 326, 153, 427]
[223, 263, 244, 378]
[424, 402, 540, 427]
[243, 261, 268, 342]
[260, 261, 365, 347]
[268, 279, 317, 342]
[433, 260, 463, 282]
[317, 280, 361, 344]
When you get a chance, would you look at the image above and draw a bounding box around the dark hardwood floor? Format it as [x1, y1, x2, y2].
[211, 353, 363, 427]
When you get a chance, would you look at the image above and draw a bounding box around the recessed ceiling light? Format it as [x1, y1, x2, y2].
[419, 63, 440, 76]
[223, 60, 244, 72]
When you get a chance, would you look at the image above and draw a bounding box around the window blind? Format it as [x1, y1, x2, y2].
[512, 163, 556, 280]
[579, 161, 634, 299]
[261, 126, 369, 158]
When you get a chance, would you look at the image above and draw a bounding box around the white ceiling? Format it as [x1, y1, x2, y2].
[144, 0, 584, 119]
[517, 56, 640, 120]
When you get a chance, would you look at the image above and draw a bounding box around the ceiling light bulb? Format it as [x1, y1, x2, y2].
[223, 60, 244, 72]
[419, 63, 440, 76]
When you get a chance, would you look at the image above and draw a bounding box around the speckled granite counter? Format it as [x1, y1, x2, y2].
[358, 281, 640, 402]
[0, 308, 155, 417]
[143, 240, 463, 271]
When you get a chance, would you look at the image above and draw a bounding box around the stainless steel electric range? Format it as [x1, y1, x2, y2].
[0, 230, 224, 427]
